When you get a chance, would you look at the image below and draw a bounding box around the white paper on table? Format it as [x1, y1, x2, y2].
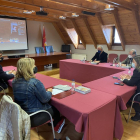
[52, 89, 64, 95]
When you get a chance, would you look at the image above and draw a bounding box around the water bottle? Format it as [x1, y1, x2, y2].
[128, 67, 131, 74]
[71, 79, 75, 92]
[83, 57, 85, 63]
[119, 62, 121, 67]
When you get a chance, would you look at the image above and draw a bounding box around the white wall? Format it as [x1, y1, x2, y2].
[3, 20, 64, 56]
[71, 44, 140, 61]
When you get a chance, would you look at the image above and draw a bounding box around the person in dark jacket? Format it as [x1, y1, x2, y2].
[121, 55, 140, 121]
[0, 51, 16, 91]
[121, 49, 137, 66]
[91, 46, 108, 63]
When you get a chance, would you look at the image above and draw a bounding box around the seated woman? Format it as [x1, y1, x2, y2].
[12, 58, 65, 133]
[0, 51, 16, 92]
[121, 55, 140, 121]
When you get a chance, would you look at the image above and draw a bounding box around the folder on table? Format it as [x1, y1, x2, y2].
[53, 85, 72, 91]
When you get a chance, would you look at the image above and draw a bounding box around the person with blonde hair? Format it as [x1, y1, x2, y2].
[12, 58, 65, 133]
[121, 55, 140, 121]
[90, 46, 108, 63]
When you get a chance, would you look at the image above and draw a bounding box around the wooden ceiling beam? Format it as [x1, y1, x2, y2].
[60, 21, 78, 48]
[0, 0, 74, 18]
[0, 6, 58, 21]
[131, 5, 140, 45]
[94, 0, 136, 10]
[45, 0, 106, 13]
[112, 9, 125, 50]
[70, 19, 86, 49]
[96, 13, 112, 50]
[0, 11, 56, 22]
[52, 22, 68, 45]
[82, 17, 97, 48]
[4, 0, 88, 15]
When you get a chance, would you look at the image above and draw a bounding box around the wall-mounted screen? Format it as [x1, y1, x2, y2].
[0, 16, 28, 51]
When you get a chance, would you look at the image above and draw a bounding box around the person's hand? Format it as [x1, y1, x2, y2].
[47, 88, 52, 92]
[8, 70, 16, 75]
[95, 61, 100, 63]
[12, 70, 16, 75]
[8, 70, 14, 74]
[121, 64, 126, 66]
[0, 54, 2, 58]
[90, 60, 92, 62]
[120, 74, 131, 80]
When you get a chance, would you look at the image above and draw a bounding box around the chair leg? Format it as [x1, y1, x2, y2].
[36, 127, 39, 133]
[50, 120, 56, 139]
[127, 102, 134, 123]
[35, 127, 41, 140]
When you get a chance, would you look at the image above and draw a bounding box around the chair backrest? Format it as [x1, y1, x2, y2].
[45, 46, 54, 53]
[35, 47, 45, 54]
[108, 54, 118, 63]
[0, 95, 30, 139]
[120, 54, 128, 62]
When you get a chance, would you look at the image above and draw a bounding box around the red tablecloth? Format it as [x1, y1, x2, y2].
[83, 70, 136, 140]
[60, 59, 125, 83]
[83, 70, 136, 110]
[3, 66, 75, 88]
[3, 66, 17, 71]
[51, 89, 117, 140]
[3, 66, 126, 140]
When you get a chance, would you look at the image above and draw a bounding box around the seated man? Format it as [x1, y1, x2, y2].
[0, 51, 16, 91]
[91, 46, 108, 63]
[121, 49, 136, 66]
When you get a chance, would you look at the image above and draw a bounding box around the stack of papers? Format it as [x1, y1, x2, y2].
[75, 86, 91, 94]
[52, 89, 64, 95]
[53, 85, 72, 91]
[90, 62, 99, 65]
[121, 66, 131, 69]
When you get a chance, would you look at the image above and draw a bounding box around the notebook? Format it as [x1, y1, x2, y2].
[75, 86, 91, 94]
[53, 85, 72, 91]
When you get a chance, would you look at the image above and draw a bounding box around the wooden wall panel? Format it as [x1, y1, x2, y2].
[118, 9, 140, 45]
[75, 18, 93, 44]
[100, 13, 115, 25]
[65, 20, 74, 29]
[57, 23, 72, 44]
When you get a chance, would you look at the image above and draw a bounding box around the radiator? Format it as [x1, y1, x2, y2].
[72, 54, 87, 60]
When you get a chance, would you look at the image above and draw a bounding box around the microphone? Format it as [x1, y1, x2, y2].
[113, 57, 118, 64]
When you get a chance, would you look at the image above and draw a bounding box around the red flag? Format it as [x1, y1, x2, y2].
[42, 26, 47, 52]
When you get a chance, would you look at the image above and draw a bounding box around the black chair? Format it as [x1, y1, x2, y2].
[35, 47, 45, 54]
[30, 110, 57, 140]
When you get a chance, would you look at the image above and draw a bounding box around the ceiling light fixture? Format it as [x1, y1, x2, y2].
[23, 10, 35, 14]
[72, 13, 79, 17]
[59, 16, 66, 20]
[104, 5, 114, 11]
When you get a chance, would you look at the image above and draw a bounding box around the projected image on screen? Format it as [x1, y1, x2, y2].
[0, 17, 28, 50]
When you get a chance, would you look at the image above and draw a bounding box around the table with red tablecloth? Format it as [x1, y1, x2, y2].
[3, 66, 75, 88]
[3, 66, 118, 140]
[83, 70, 136, 139]
[60, 59, 125, 83]
[51, 89, 117, 140]
[3, 65, 136, 140]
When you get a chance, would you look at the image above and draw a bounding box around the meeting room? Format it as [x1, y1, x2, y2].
[0, 0, 140, 140]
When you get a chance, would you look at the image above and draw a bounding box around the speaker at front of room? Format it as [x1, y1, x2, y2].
[82, 11, 96, 16]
